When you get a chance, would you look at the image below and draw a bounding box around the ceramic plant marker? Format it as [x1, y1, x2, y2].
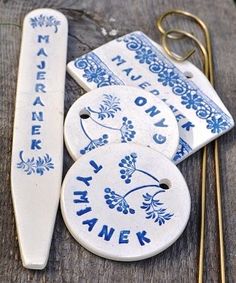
[64, 86, 179, 160]
[11, 9, 68, 269]
[61, 143, 191, 261]
[67, 31, 234, 164]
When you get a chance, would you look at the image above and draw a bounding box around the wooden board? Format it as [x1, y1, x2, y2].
[0, 0, 235, 282]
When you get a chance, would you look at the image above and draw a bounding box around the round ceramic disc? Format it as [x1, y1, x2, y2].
[64, 86, 179, 160]
[61, 143, 191, 261]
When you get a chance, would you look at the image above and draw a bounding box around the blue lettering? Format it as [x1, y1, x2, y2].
[134, 96, 147, 106]
[73, 191, 89, 203]
[169, 104, 178, 113]
[36, 71, 46, 80]
[32, 111, 43, 121]
[145, 106, 160, 117]
[31, 139, 42, 150]
[76, 176, 92, 187]
[153, 134, 166, 144]
[77, 207, 92, 216]
[38, 35, 49, 43]
[111, 55, 126, 66]
[37, 48, 48, 57]
[139, 82, 151, 89]
[154, 118, 168, 127]
[119, 230, 130, 244]
[123, 68, 132, 76]
[175, 114, 185, 122]
[33, 96, 45, 106]
[98, 225, 115, 241]
[82, 218, 98, 231]
[89, 160, 103, 174]
[182, 121, 195, 131]
[131, 74, 142, 81]
[32, 125, 41, 135]
[37, 61, 46, 69]
[150, 89, 160, 95]
[136, 230, 151, 246]
[35, 83, 46, 93]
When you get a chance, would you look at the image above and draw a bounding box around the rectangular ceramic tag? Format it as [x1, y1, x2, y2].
[67, 31, 234, 163]
[11, 9, 68, 269]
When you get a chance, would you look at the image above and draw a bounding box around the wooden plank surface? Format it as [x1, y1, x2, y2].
[0, 0, 235, 282]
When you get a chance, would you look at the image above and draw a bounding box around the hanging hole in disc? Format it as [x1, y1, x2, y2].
[79, 108, 91, 119]
[159, 179, 171, 190]
[184, 71, 193, 79]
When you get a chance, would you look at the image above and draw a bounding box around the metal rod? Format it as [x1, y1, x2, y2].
[157, 10, 226, 283]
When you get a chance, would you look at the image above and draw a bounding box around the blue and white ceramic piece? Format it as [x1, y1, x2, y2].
[11, 9, 68, 269]
[64, 86, 179, 160]
[67, 31, 234, 164]
[61, 143, 191, 261]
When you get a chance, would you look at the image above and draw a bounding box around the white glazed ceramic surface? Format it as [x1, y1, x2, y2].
[11, 9, 68, 269]
[64, 86, 179, 160]
[67, 31, 234, 164]
[61, 143, 191, 261]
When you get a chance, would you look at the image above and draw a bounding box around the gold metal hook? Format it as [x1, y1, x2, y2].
[157, 10, 225, 283]
[156, 9, 213, 84]
[161, 29, 209, 77]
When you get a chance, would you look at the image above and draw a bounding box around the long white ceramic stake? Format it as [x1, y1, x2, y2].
[11, 9, 68, 269]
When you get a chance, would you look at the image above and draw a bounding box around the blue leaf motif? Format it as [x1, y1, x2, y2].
[17, 151, 54, 176]
[141, 192, 173, 225]
[30, 14, 60, 33]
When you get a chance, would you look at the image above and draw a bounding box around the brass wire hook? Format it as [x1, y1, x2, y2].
[157, 10, 226, 283]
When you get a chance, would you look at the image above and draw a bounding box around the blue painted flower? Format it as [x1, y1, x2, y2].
[17, 151, 54, 176]
[119, 153, 137, 183]
[83, 67, 106, 83]
[104, 188, 135, 214]
[206, 117, 228, 134]
[120, 117, 136, 143]
[135, 48, 156, 64]
[141, 193, 174, 225]
[80, 134, 109, 155]
[158, 69, 179, 87]
[181, 92, 203, 110]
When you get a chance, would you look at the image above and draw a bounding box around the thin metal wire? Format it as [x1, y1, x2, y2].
[157, 10, 226, 283]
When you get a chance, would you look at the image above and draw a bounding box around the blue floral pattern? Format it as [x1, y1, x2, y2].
[141, 193, 174, 225]
[87, 94, 121, 120]
[74, 53, 124, 87]
[119, 32, 232, 134]
[104, 152, 173, 225]
[30, 14, 60, 33]
[80, 134, 109, 155]
[173, 138, 192, 162]
[17, 151, 54, 175]
[207, 117, 228, 134]
[79, 94, 136, 154]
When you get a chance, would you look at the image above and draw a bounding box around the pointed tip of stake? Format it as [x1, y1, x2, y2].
[22, 258, 47, 270]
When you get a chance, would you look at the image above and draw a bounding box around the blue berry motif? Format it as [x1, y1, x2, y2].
[104, 188, 135, 215]
[120, 117, 136, 143]
[79, 95, 136, 155]
[119, 153, 137, 184]
[104, 152, 174, 225]
[80, 134, 109, 155]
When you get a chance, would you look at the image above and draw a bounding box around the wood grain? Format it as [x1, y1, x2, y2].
[0, 0, 235, 282]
